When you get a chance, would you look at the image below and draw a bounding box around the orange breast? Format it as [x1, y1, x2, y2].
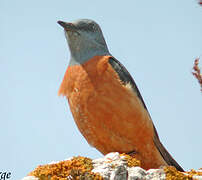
[58, 55, 167, 169]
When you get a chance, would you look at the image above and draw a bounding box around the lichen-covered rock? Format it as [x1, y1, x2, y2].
[91, 152, 140, 179]
[21, 152, 202, 180]
[127, 167, 147, 180]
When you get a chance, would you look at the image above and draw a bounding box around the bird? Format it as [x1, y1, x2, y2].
[57, 19, 184, 171]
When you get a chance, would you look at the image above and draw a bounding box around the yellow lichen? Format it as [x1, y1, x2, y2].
[164, 166, 193, 180]
[120, 153, 141, 167]
[28, 156, 103, 180]
[186, 169, 202, 178]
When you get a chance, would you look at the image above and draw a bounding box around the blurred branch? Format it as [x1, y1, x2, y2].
[192, 58, 202, 92]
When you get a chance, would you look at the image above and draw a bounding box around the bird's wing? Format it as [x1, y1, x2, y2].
[108, 56, 184, 172]
[108, 57, 147, 110]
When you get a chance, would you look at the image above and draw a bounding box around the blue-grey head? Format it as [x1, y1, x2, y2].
[57, 19, 111, 66]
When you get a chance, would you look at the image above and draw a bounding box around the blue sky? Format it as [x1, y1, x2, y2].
[1, 0, 202, 179]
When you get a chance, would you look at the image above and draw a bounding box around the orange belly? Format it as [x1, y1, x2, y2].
[58, 55, 167, 170]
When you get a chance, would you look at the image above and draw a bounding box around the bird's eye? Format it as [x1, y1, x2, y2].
[76, 21, 97, 32]
[90, 24, 95, 30]
[89, 23, 97, 32]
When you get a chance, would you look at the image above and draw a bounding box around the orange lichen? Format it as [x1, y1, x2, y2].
[164, 166, 192, 180]
[28, 156, 103, 180]
[187, 169, 202, 177]
[120, 153, 141, 167]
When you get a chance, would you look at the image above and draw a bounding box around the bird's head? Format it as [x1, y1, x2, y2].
[58, 19, 110, 65]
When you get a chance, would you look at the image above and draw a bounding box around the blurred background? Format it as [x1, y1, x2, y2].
[1, 0, 202, 179]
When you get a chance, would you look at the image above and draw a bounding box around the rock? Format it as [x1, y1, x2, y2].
[145, 169, 166, 180]
[21, 176, 39, 180]
[127, 167, 147, 180]
[21, 152, 202, 180]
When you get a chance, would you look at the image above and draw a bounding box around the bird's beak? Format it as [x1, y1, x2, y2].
[57, 21, 77, 32]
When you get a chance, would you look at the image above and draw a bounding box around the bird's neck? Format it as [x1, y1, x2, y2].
[68, 42, 111, 66]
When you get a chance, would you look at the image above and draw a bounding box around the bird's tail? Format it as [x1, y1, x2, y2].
[153, 124, 184, 172]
